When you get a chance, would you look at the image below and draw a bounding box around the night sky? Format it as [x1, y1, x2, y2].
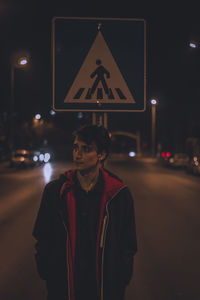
[1, 0, 200, 152]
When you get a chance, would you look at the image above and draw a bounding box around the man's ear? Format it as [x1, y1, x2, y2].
[98, 151, 107, 162]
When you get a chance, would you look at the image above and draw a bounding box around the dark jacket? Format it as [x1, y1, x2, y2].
[33, 168, 137, 300]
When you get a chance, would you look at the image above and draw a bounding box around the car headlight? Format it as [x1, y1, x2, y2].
[39, 154, 44, 162]
[33, 155, 38, 162]
[129, 151, 136, 157]
[44, 153, 51, 163]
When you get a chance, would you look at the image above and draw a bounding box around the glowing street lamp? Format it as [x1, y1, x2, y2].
[35, 114, 41, 120]
[50, 109, 56, 116]
[150, 98, 158, 157]
[151, 99, 157, 105]
[18, 57, 28, 65]
[189, 41, 198, 49]
[9, 53, 29, 152]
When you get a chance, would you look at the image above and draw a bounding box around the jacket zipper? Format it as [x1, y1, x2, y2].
[62, 220, 71, 300]
[66, 235, 71, 300]
[100, 202, 109, 300]
[100, 215, 108, 248]
[100, 186, 126, 300]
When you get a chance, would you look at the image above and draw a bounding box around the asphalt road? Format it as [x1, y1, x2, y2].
[0, 159, 200, 300]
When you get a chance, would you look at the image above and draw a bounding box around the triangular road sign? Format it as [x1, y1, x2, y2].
[64, 31, 136, 103]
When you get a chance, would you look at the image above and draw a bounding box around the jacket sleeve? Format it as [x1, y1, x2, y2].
[32, 182, 54, 280]
[120, 187, 137, 286]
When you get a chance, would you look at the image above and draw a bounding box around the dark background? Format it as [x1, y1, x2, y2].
[0, 0, 200, 154]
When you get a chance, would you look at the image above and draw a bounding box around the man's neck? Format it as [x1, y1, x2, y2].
[77, 166, 100, 192]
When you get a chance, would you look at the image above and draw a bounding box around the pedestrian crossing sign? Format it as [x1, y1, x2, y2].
[52, 17, 146, 112]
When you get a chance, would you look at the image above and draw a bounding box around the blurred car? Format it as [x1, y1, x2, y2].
[192, 156, 200, 175]
[10, 148, 52, 168]
[185, 156, 200, 175]
[109, 150, 137, 161]
[109, 134, 137, 160]
[167, 153, 190, 168]
[10, 149, 36, 168]
[160, 151, 172, 166]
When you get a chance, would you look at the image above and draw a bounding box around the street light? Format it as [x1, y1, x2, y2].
[150, 98, 158, 157]
[35, 114, 41, 120]
[18, 57, 28, 65]
[9, 53, 29, 153]
[189, 41, 198, 49]
[50, 109, 56, 116]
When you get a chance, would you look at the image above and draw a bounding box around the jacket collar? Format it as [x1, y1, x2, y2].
[100, 168, 126, 200]
[60, 168, 126, 200]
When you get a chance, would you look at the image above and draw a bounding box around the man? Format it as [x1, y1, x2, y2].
[33, 124, 137, 300]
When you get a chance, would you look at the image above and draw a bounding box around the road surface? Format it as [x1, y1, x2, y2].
[0, 159, 200, 300]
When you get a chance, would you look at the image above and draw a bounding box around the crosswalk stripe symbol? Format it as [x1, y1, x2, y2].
[64, 31, 136, 104]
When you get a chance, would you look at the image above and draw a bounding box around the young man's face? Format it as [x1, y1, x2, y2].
[73, 137, 103, 173]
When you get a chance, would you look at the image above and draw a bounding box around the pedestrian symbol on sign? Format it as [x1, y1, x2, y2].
[90, 59, 110, 97]
[64, 30, 136, 103]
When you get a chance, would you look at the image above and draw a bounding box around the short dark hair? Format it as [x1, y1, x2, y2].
[73, 124, 111, 160]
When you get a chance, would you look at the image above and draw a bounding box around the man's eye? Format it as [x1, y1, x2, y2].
[83, 146, 90, 153]
[73, 144, 78, 151]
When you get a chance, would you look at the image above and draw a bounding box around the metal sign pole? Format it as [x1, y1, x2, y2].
[92, 112, 108, 128]
[136, 131, 141, 156]
[151, 105, 156, 157]
[92, 112, 96, 125]
[103, 112, 108, 129]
